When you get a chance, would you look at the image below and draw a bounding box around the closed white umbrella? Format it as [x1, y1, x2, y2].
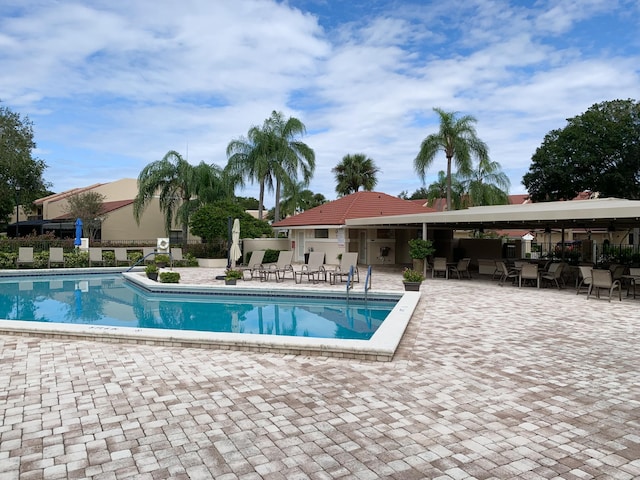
[230, 218, 242, 267]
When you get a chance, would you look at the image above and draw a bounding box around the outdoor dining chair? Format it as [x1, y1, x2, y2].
[432, 257, 448, 279]
[519, 263, 539, 288]
[575, 265, 593, 295]
[448, 258, 471, 279]
[540, 262, 565, 289]
[587, 269, 622, 301]
[496, 261, 518, 286]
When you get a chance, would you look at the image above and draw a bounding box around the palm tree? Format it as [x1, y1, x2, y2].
[226, 126, 274, 220]
[460, 158, 511, 207]
[133, 150, 225, 242]
[414, 108, 489, 211]
[424, 170, 464, 210]
[332, 153, 380, 196]
[264, 111, 315, 223]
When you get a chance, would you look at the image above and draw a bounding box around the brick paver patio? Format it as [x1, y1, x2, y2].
[1, 267, 639, 479]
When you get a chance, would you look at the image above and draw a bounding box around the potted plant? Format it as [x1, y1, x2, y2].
[402, 268, 425, 291]
[145, 263, 159, 281]
[154, 254, 170, 268]
[408, 238, 436, 275]
[224, 268, 243, 285]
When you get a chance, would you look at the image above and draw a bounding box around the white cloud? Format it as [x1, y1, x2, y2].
[1, 0, 639, 203]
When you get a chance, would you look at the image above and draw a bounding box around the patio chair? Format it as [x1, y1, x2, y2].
[16, 247, 34, 268]
[448, 258, 471, 279]
[575, 265, 593, 295]
[587, 269, 621, 302]
[48, 247, 65, 268]
[431, 257, 448, 279]
[295, 251, 326, 284]
[496, 261, 518, 286]
[170, 247, 184, 267]
[327, 252, 359, 285]
[114, 248, 131, 266]
[540, 262, 564, 289]
[519, 263, 539, 288]
[259, 250, 294, 282]
[610, 264, 626, 281]
[240, 250, 265, 280]
[89, 248, 104, 267]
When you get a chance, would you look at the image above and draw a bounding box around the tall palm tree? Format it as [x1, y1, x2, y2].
[226, 126, 274, 220]
[264, 111, 315, 223]
[332, 153, 380, 196]
[133, 150, 225, 241]
[460, 158, 511, 207]
[414, 108, 489, 211]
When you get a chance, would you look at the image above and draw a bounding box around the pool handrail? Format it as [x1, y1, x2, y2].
[127, 251, 173, 272]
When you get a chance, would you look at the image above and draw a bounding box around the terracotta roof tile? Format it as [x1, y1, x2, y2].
[51, 199, 134, 220]
[273, 191, 436, 227]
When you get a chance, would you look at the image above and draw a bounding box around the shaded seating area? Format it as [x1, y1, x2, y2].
[48, 247, 65, 268]
[328, 252, 359, 285]
[240, 250, 265, 280]
[259, 250, 294, 282]
[295, 252, 326, 284]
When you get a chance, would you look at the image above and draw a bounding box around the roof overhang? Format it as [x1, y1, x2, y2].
[345, 198, 640, 231]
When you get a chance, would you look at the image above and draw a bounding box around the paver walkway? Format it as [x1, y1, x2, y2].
[1, 267, 639, 479]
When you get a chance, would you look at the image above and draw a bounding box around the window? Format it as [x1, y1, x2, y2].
[314, 229, 329, 239]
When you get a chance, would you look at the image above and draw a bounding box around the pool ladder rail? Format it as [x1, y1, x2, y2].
[345, 265, 372, 301]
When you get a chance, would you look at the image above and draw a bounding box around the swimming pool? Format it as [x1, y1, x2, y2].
[0, 274, 395, 340]
[0, 270, 421, 361]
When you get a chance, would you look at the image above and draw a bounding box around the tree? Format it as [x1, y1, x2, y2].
[65, 191, 107, 240]
[189, 200, 272, 243]
[459, 158, 510, 207]
[332, 153, 380, 196]
[0, 105, 50, 227]
[134, 150, 226, 241]
[414, 108, 489, 211]
[226, 126, 273, 220]
[523, 99, 640, 201]
[276, 183, 326, 219]
[424, 171, 464, 210]
[227, 111, 315, 223]
[263, 111, 315, 223]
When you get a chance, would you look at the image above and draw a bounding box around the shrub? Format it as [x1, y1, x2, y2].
[224, 268, 243, 280]
[64, 251, 89, 268]
[403, 268, 425, 282]
[159, 271, 180, 283]
[408, 238, 435, 259]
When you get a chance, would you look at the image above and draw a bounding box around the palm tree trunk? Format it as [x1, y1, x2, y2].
[446, 155, 453, 211]
[274, 178, 282, 223]
[258, 182, 265, 220]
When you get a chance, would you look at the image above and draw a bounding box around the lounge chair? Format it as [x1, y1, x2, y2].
[170, 247, 184, 267]
[540, 262, 564, 289]
[142, 247, 155, 263]
[240, 250, 266, 280]
[295, 251, 326, 284]
[575, 265, 593, 295]
[16, 247, 34, 268]
[431, 257, 448, 279]
[587, 269, 621, 301]
[259, 250, 294, 282]
[496, 261, 518, 286]
[327, 252, 359, 285]
[48, 247, 65, 268]
[448, 258, 471, 279]
[519, 263, 539, 288]
[89, 248, 104, 267]
[114, 248, 131, 266]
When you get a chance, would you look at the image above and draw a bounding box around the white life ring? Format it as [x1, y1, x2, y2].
[158, 239, 169, 250]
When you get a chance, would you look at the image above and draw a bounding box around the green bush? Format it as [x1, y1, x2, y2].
[159, 271, 180, 283]
[64, 251, 89, 268]
[0, 252, 16, 268]
[34, 251, 49, 269]
[184, 253, 199, 267]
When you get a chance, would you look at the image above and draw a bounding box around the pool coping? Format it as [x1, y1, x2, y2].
[0, 269, 421, 361]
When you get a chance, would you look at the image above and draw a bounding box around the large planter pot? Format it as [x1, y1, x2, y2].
[146, 272, 158, 281]
[225, 279, 237, 285]
[403, 281, 422, 292]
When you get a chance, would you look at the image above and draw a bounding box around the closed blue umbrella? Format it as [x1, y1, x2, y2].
[74, 218, 83, 247]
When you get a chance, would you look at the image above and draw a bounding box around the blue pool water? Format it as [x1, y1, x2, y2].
[0, 274, 396, 340]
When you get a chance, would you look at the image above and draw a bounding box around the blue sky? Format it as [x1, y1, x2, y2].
[1, 0, 639, 205]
